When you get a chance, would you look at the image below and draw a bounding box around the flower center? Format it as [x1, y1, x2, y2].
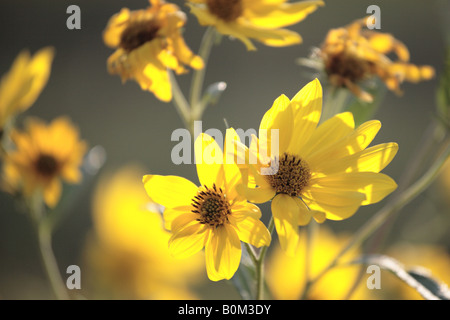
[206, 0, 243, 22]
[35, 154, 59, 177]
[119, 19, 160, 52]
[191, 184, 231, 228]
[325, 52, 371, 83]
[265, 153, 311, 197]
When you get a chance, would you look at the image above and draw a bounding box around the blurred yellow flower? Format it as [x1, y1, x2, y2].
[267, 226, 372, 299]
[103, 0, 204, 102]
[143, 132, 271, 281]
[85, 165, 204, 299]
[318, 17, 434, 102]
[383, 243, 450, 300]
[187, 0, 324, 50]
[237, 79, 398, 255]
[0, 47, 54, 133]
[2, 117, 87, 208]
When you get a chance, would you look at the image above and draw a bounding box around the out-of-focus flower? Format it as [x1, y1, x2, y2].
[236, 79, 398, 256]
[382, 243, 450, 300]
[85, 165, 204, 299]
[103, 0, 204, 102]
[267, 226, 372, 300]
[143, 132, 271, 281]
[314, 17, 434, 102]
[2, 117, 87, 208]
[0, 47, 54, 133]
[187, 0, 323, 51]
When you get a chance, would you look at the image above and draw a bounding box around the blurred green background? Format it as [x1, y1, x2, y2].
[0, 0, 449, 299]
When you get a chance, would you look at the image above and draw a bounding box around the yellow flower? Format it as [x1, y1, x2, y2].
[85, 165, 203, 299]
[236, 79, 398, 255]
[2, 117, 87, 208]
[103, 0, 204, 102]
[143, 132, 271, 281]
[187, 0, 324, 50]
[318, 17, 434, 102]
[0, 47, 54, 132]
[267, 226, 373, 300]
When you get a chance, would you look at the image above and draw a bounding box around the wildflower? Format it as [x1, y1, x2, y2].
[86, 165, 203, 299]
[0, 47, 54, 133]
[103, 0, 204, 102]
[187, 0, 324, 50]
[236, 79, 398, 255]
[2, 117, 87, 207]
[267, 226, 372, 299]
[316, 17, 434, 102]
[143, 132, 271, 281]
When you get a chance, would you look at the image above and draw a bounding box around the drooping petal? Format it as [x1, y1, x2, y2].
[271, 194, 300, 256]
[142, 174, 198, 208]
[205, 224, 242, 281]
[43, 178, 62, 208]
[232, 206, 271, 247]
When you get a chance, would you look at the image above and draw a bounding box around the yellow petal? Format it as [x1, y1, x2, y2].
[142, 174, 198, 208]
[205, 224, 241, 281]
[260, 94, 293, 156]
[169, 218, 208, 259]
[311, 172, 397, 205]
[299, 112, 354, 159]
[293, 197, 313, 226]
[271, 194, 300, 256]
[316, 142, 399, 175]
[44, 178, 62, 208]
[237, 184, 275, 204]
[195, 133, 225, 188]
[245, 1, 324, 29]
[163, 206, 192, 230]
[232, 208, 271, 248]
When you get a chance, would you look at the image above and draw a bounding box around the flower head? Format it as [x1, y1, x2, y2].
[103, 0, 204, 102]
[316, 17, 434, 102]
[0, 47, 54, 132]
[2, 117, 87, 207]
[236, 79, 398, 255]
[86, 165, 203, 299]
[143, 132, 271, 281]
[187, 0, 324, 50]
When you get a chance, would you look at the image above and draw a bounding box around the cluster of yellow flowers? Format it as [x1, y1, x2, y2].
[1, 0, 448, 301]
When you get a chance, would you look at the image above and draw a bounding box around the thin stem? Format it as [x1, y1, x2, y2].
[29, 197, 69, 300]
[306, 138, 450, 292]
[255, 217, 274, 300]
[190, 27, 216, 120]
[169, 70, 191, 133]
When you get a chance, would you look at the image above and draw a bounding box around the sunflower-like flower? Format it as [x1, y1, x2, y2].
[235, 79, 398, 255]
[103, 0, 204, 102]
[143, 132, 271, 281]
[2, 117, 87, 208]
[187, 0, 324, 50]
[0, 47, 54, 134]
[316, 17, 434, 102]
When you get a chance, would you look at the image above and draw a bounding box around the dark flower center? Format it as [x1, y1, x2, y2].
[120, 19, 160, 52]
[191, 184, 231, 228]
[35, 154, 59, 177]
[265, 153, 311, 197]
[206, 0, 243, 22]
[325, 52, 371, 83]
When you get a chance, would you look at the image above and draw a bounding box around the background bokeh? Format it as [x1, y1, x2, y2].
[0, 0, 449, 299]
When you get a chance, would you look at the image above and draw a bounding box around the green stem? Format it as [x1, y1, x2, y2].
[30, 197, 69, 300]
[169, 70, 192, 133]
[306, 138, 450, 293]
[255, 217, 274, 300]
[190, 27, 216, 121]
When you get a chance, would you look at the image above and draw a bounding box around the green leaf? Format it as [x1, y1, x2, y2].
[350, 254, 450, 300]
